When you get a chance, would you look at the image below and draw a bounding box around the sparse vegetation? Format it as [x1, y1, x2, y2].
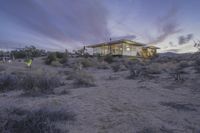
[79, 58, 95, 68]
[0, 71, 63, 95]
[11, 46, 46, 59]
[0, 66, 5, 72]
[104, 54, 114, 64]
[45, 51, 69, 65]
[0, 73, 18, 92]
[0, 107, 75, 133]
[45, 52, 57, 65]
[21, 73, 63, 95]
[111, 62, 126, 72]
[97, 61, 110, 69]
[73, 70, 95, 87]
[160, 102, 197, 112]
[194, 59, 200, 73]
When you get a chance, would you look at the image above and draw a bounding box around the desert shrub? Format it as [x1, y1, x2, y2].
[112, 64, 121, 72]
[45, 51, 68, 65]
[0, 107, 75, 133]
[104, 54, 114, 64]
[0, 66, 5, 72]
[0, 73, 18, 92]
[73, 70, 95, 87]
[51, 61, 62, 67]
[128, 64, 143, 79]
[194, 59, 200, 73]
[146, 63, 162, 74]
[127, 63, 156, 80]
[178, 61, 190, 68]
[59, 53, 68, 64]
[169, 64, 187, 81]
[160, 102, 196, 111]
[21, 73, 63, 94]
[79, 58, 94, 68]
[111, 63, 126, 72]
[11, 46, 46, 59]
[97, 61, 110, 69]
[45, 52, 57, 65]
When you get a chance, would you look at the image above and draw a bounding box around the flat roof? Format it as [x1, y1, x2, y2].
[144, 46, 160, 49]
[86, 39, 145, 48]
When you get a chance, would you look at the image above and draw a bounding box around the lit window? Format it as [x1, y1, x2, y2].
[126, 48, 130, 51]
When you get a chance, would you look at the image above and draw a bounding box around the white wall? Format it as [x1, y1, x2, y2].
[122, 44, 142, 56]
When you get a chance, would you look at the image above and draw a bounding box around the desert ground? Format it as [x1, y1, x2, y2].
[0, 54, 200, 133]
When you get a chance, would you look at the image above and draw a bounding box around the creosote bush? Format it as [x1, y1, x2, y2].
[45, 52, 57, 65]
[104, 54, 114, 64]
[21, 73, 63, 94]
[97, 61, 110, 69]
[0, 73, 18, 92]
[0, 107, 75, 133]
[111, 63, 126, 72]
[0, 66, 5, 72]
[45, 51, 68, 65]
[73, 70, 95, 87]
[79, 58, 94, 68]
[194, 59, 200, 73]
[146, 63, 162, 74]
[127, 62, 156, 80]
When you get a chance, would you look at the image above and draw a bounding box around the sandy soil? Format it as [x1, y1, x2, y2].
[0, 57, 200, 133]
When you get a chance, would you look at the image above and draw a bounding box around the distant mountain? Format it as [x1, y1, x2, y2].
[159, 52, 179, 57]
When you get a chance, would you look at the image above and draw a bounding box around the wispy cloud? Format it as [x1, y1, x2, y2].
[111, 35, 137, 41]
[178, 33, 193, 45]
[0, 0, 110, 49]
[148, 7, 182, 44]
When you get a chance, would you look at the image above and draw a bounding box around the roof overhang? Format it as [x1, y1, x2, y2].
[144, 46, 160, 49]
[86, 39, 145, 48]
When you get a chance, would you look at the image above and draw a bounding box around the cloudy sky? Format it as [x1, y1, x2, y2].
[0, 0, 199, 52]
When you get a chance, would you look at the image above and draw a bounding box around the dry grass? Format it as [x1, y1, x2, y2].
[0, 107, 75, 133]
[0, 73, 18, 92]
[72, 70, 96, 87]
[21, 72, 64, 95]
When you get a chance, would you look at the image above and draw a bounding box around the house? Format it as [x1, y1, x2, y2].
[139, 46, 160, 58]
[86, 39, 159, 57]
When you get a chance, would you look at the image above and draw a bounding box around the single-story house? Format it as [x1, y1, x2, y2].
[86, 39, 159, 57]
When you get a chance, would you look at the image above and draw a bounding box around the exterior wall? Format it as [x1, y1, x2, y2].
[110, 44, 123, 55]
[122, 43, 142, 56]
[92, 43, 142, 56]
[93, 45, 110, 55]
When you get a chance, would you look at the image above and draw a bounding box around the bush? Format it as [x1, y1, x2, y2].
[73, 70, 95, 87]
[0, 107, 75, 133]
[59, 53, 68, 64]
[45, 51, 68, 65]
[104, 54, 114, 64]
[45, 52, 57, 65]
[111, 63, 126, 72]
[146, 63, 162, 74]
[0, 66, 5, 72]
[97, 62, 110, 69]
[79, 58, 94, 68]
[128, 65, 142, 79]
[127, 63, 154, 79]
[178, 61, 190, 68]
[194, 59, 200, 73]
[0, 73, 18, 92]
[21, 73, 63, 94]
[51, 61, 62, 67]
[11, 46, 46, 59]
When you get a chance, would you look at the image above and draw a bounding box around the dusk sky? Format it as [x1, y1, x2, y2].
[0, 0, 199, 52]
